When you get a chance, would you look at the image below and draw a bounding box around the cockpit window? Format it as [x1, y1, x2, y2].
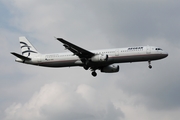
[155, 48, 162, 50]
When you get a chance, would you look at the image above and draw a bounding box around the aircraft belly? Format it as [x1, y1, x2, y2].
[38, 60, 82, 67]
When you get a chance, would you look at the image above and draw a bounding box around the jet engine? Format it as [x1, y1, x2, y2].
[101, 65, 119, 73]
[91, 54, 108, 62]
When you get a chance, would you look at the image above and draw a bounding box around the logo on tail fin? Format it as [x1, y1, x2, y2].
[20, 42, 37, 56]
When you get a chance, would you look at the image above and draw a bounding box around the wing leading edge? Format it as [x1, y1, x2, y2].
[56, 38, 95, 58]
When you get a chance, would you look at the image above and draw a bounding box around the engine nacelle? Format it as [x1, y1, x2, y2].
[91, 54, 108, 62]
[101, 65, 119, 73]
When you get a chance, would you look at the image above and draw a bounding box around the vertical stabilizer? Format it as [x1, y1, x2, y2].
[19, 36, 40, 57]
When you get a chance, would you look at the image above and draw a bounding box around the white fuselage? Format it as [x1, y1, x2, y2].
[16, 46, 168, 68]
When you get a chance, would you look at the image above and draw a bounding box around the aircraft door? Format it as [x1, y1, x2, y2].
[37, 55, 42, 63]
[146, 46, 151, 54]
[115, 49, 119, 56]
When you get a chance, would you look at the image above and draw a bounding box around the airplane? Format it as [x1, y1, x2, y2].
[11, 36, 168, 77]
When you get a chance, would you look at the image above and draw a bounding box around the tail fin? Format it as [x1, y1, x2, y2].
[19, 36, 40, 57]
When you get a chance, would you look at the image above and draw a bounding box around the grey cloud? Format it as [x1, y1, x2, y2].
[1, 0, 180, 120]
[3, 1, 180, 46]
[4, 83, 124, 120]
[84, 1, 180, 46]
[78, 0, 180, 110]
[115, 44, 180, 110]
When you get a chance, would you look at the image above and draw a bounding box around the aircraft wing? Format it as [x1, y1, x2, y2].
[57, 38, 95, 58]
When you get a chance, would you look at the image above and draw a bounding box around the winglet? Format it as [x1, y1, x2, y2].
[54, 36, 57, 40]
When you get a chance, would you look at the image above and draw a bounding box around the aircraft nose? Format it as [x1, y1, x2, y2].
[163, 52, 168, 58]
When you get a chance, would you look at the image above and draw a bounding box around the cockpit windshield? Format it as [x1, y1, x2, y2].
[155, 48, 162, 50]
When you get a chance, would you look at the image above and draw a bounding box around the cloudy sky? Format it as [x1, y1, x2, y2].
[1, 0, 180, 120]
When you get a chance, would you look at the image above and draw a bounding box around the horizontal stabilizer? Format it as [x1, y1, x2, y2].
[11, 52, 31, 60]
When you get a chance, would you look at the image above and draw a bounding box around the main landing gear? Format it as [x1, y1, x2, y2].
[148, 61, 152, 69]
[83, 66, 89, 70]
[83, 65, 97, 77]
[91, 71, 97, 77]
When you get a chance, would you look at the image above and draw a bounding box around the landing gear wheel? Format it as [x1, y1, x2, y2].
[92, 71, 97, 77]
[149, 65, 152, 69]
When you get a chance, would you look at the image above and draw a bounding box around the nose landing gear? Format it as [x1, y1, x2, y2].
[148, 61, 152, 69]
